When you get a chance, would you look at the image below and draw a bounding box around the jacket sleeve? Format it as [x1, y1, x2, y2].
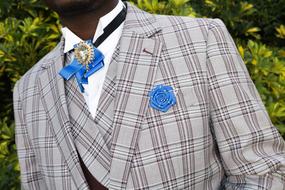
[206, 18, 285, 189]
[13, 81, 46, 190]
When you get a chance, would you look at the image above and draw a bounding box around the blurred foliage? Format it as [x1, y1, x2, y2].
[0, 0, 60, 189]
[238, 41, 285, 132]
[0, 118, 19, 190]
[189, 0, 285, 47]
[276, 25, 285, 40]
[133, 0, 198, 17]
[0, 0, 284, 189]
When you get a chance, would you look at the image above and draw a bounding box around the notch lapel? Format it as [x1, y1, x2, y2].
[109, 3, 163, 189]
[65, 75, 112, 187]
[38, 40, 87, 189]
[65, 44, 121, 187]
[37, 3, 163, 189]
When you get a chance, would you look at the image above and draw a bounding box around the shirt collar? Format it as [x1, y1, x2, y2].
[61, 0, 125, 53]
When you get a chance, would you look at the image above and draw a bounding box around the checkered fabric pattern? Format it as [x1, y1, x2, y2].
[64, 45, 119, 187]
[14, 2, 285, 190]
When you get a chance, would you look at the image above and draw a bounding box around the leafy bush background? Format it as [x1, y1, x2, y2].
[0, 0, 284, 189]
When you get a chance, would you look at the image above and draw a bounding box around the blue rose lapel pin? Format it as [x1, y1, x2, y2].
[149, 84, 177, 112]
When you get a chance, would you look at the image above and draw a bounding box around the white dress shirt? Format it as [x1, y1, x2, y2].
[61, 0, 125, 118]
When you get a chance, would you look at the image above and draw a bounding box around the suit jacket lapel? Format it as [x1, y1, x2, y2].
[109, 3, 163, 189]
[65, 44, 120, 187]
[38, 39, 87, 189]
[65, 75, 112, 186]
[37, 3, 163, 189]
[94, 45, 120, 149]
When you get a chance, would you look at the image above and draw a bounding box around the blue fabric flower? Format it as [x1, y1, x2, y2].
[59, 40, 104, 93]
[149, 84, 176, 112]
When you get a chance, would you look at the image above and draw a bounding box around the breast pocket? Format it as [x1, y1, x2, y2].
[145, 85, 209, 130]
[176, 86, 203, 109]
[135, 86, 212, 175]
[147, 86, 206, 114]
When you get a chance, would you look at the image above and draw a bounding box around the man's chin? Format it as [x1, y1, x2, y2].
[44, 0, 99, 17]
[56, 4, 96, 17]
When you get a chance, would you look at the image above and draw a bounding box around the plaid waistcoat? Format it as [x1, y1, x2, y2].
[64, 45, 119, 187]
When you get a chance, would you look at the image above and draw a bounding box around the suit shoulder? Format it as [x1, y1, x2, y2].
[154, 14, 225, 34]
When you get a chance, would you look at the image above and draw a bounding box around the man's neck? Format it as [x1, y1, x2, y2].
[60, 0, 119, 40]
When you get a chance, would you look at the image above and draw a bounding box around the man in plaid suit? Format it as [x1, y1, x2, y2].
[13, 0, 285, 189]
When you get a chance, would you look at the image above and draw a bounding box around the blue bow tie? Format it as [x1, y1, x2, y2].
[59, 40, 104, 93]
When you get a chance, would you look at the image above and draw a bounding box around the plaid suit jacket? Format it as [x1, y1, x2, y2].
[13, 2, 285, 190]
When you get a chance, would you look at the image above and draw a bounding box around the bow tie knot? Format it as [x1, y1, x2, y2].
[59, 40, 104, 92]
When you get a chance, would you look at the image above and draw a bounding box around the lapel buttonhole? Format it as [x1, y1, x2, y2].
[143, 48, 153, 55]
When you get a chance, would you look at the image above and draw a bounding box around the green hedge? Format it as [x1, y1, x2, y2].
[0, 0, 284, 189]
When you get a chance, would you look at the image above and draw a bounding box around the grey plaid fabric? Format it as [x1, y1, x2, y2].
[65, 44, 119, 187]
[13, 2, 285, 190]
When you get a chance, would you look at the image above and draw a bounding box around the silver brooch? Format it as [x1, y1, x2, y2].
[74, 41, 95, 70]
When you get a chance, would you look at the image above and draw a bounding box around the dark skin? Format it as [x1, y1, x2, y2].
[43, 0, 119, 40]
